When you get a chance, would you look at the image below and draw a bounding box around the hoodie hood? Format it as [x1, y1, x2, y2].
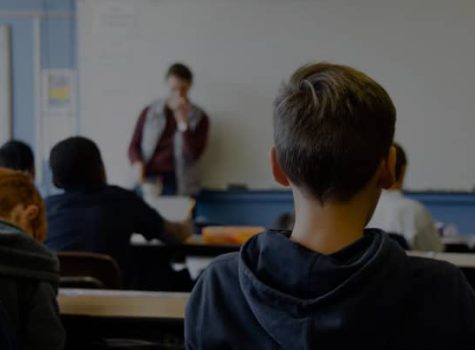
[0, 220, 59, 286]
[238, 229, 411, 349]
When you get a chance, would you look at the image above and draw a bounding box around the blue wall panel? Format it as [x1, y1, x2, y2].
[41, 16, 75, 69]
[0, 0, 73, 12]
[0, 0, 75, 192]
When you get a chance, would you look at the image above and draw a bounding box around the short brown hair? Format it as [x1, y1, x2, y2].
[394, 143, 407, 182]
[274, 63, 396, 202]
[0, 168, 47, 241]
[166, 63, 193, 82]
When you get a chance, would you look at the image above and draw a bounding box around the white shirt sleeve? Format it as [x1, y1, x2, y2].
[412, 206, 444, 252]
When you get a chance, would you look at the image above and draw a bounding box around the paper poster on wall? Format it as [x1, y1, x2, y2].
[42, 69, 76, 115]
[41, 68, 77, 171]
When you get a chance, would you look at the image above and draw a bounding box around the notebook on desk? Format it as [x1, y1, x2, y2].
[143, 195, 195, 222]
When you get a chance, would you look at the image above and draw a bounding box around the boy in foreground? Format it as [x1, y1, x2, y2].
[185, 63, 475, 349]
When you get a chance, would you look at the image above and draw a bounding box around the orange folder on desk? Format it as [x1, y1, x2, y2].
[202, 226, 265, 245]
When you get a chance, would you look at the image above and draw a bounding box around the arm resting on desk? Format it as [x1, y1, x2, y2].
[132, 193, 192, 243]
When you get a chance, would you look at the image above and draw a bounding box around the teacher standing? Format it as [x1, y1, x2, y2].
[128, 63, 210, 196]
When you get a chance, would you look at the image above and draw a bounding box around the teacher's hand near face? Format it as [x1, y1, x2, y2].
[168, 96, 190, 131]
[129, 63, 209, 196]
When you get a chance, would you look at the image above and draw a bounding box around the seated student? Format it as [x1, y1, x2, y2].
[185, 63, 475, 349]
[45, 137, 192, 285]
[0, 140, 35, 179]
[368, 143, 443, 251]
[0, 168, 64, 349]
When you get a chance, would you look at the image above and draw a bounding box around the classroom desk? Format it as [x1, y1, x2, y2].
[130, 233, 475, 290]
[130, 235, 240, 285]
[129, 234, 240, 290]
[133, 234, 475, 258]
[59, 288, 188, 319]
[131, 234, 240, 257]
[59, 289, 189, 349]
[408, 251, 475, 268]
[442, 235, 475, 253]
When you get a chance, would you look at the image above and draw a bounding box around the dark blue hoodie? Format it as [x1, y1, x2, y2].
[0, 220, 64, 349]
[185, 229, 475, 349]
[0, 304, 14, 349]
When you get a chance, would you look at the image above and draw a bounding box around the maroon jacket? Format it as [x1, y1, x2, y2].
[128, 105, 209, 178]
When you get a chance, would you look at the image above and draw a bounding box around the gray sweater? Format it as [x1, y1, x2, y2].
[0, 220, 65, 349]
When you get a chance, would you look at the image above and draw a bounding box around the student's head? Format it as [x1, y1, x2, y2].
[272, 62, 396, 211]
[0, 168, 46, 241]
[166, 63, 193, 99]
[391, 143, 407, 190]
[50, 137, 106, 190]
[0, 140, 35, 179]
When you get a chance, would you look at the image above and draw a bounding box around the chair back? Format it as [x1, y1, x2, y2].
[57, 252, 122, 289]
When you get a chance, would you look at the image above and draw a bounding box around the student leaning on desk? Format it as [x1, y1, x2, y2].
[44, 137, 193, 287]
[0, 168, 65, 349]
[186, 62, 475, 349]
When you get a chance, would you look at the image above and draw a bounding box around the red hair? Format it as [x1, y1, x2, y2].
[0, 168, 47, 241]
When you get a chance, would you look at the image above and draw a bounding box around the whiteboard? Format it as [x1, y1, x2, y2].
[0, 25, 12, 144]
[78, 0, 475, 191]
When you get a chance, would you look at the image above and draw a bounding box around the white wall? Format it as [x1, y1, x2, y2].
[78, 0, 475, 191]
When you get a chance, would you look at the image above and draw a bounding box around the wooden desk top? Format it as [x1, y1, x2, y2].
[442, 235, 475, 248]
[59, 289, 189, 320]
[408, 251, 475, 268]
[185, 234, 240, 247]
[131, 234, 207, 246]
[131, 233, 239, 247]
[130, 233, 241, 257]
